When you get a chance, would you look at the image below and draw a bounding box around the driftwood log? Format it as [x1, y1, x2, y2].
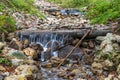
[17, 29, 112, 38]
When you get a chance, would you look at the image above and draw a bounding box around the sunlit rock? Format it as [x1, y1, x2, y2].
[23, 47, 37, 59]
[0, 42, 5, 50]
[15, 65, 39, 79]
[91, 62, 103, 74]
[0, 65, 6, 71]
[4, 75, 27, 80]
[117, 64, 120, 74]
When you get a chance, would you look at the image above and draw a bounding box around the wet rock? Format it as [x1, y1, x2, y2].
[45, 40, 59, 51]
[23, 47, 37, 59]
[29, 43, 43, 52]
[72, 39, 79, 46]
[59, 45, 83, 60]
[0, 42, 5, 50]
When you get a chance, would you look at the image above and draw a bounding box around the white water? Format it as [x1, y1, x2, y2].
[19, 33, 70, 61]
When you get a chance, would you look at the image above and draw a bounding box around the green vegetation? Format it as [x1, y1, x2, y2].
[48, 0, 120, 24]
[10, 52, 26, 59]
[0, 0, 44, 36]
[0, 57, 11, 65]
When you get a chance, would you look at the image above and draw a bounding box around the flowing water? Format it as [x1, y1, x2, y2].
[18, 31, 71, 61]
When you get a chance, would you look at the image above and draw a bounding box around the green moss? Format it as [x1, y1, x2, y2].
[0, 0, 44, 38]
[0, 57, 11, 65]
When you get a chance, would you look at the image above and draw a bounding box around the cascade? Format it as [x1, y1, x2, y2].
[18, 31, 71, 61]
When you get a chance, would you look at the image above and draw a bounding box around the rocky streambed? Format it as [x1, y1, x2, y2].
[0, 0, 120, 80]
[0, 30, 120, 80]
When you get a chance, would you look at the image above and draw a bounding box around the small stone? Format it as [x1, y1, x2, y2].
[91, 62, 103, 74]
[0, 42, 5, 50]
[117, 64, 120, 74]
[36, 72, 42, 80]
[72, 39, 79, 46]
[11, 58, 24, 66]
[0, 65, 6, 71]
[103, 59, 113, 68]
[70, 69, 81, 74]
[23, 47, 37, 59]
[46, 63, 52, 68]
[15, 65, 39, 77]
[0, 75, 3, 80]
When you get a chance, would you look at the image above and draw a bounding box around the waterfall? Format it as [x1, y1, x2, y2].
[18, 31, 71, 61]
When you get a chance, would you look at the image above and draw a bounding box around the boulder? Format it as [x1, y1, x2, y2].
[59, 45, 83, 60]
[6, 49, 26, 59]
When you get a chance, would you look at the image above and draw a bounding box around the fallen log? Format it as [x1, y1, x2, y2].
[17, 29, 112, 38]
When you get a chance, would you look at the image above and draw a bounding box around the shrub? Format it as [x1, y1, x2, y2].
[48, 0, 120, 24]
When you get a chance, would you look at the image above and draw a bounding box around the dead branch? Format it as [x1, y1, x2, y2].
[57, 29, 91, 69]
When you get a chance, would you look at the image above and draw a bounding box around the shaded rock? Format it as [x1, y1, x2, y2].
[45, 40, 59, 51]
[0, 75, 3, 80]
[22, 39, 29, 48]
[72, 39, 79, 46]
[29, 43, 43, 52]
[59, 45, 83, 60]
[9, 38, 22, 50]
